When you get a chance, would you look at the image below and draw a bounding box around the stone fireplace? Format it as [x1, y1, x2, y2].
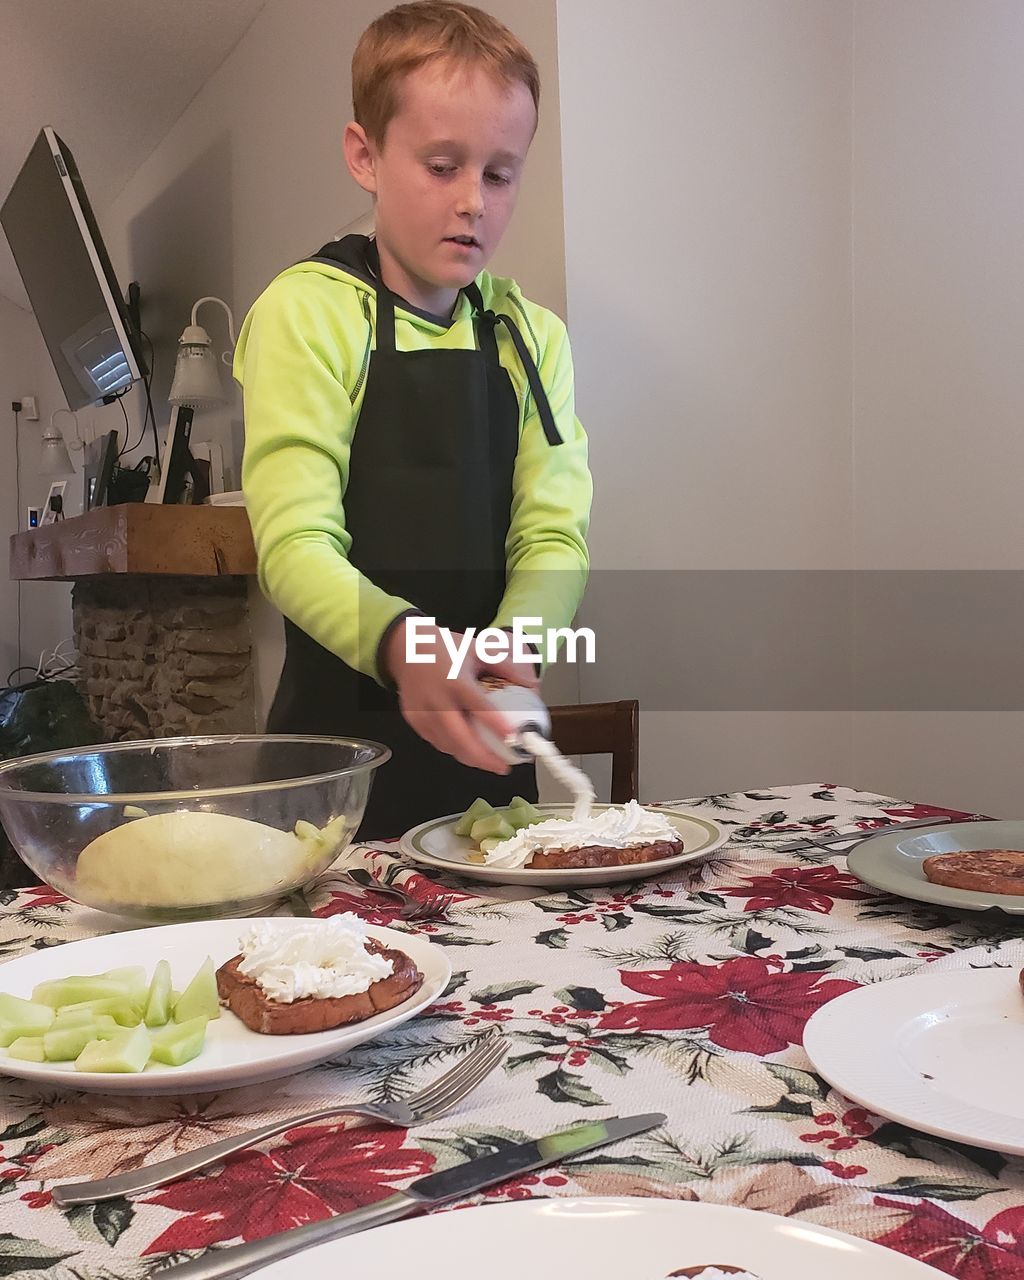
[10, 504, 259, 741]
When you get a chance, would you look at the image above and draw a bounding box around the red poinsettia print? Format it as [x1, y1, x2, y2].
[878, 802, 985, 824]
[315, 890, 408, 927]
[875, 1199, 1024, 1277]
[19, 883, 67, 908]
[142, 1124, 433, 1254]
[599, 957, 858, 1055]
[719, 864, 876, 914]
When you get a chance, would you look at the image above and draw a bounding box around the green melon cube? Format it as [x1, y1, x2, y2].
[57, 996, 140, 1027]
[43, 1023, 102, 1061]
[501, 807, 533, 833]
[479, 837, 503, 854]
[469, 814, 515, 843]
[144, 960, 173, 1028]
[0, 994, 55, 1046]
[32, 976, 130, 1009]
[454, 797, 495, 838]
[75, 1024, 151, 1074]
[149, 1015, 208, 1066]
[173, 958, 220, 1023]
[510, 800, 543, 826]
[52, 1008, 100, 1029]
[103, 967, 149, 1011]
[8, 1036, 45, 1062]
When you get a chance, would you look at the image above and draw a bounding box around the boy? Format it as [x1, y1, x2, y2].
[235, 1, 592, 837]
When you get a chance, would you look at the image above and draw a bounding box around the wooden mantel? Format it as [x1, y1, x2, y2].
[9, 504, 257, 580]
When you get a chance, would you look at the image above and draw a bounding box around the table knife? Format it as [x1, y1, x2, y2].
[161, 1111, 666, 1280]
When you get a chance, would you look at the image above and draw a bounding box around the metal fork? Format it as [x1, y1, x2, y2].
[52, 1033, 507, 1208]
[774, 814, 961, 852]
[319, 867, 456, 921]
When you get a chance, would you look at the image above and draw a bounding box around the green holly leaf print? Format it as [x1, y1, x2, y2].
[505, 1050, 550, 1074]
[65, 1198, 135, 1247]
[554, 986, 607, 1012]
[600, 912, 632, 931]
[0, 1115, 45, 1143]
[536, 1067, 606, 1107]
[443, 970, 470, 996]
[0, 1238, 77, 1277]
[871, 1176, 1002, 1202]
[763, 1063, 833, 1102]
[839, 946, 907, 961]
[536, 927, 569, 948]
[469, 982, 541, 1004]
[871, 1121, 1007, 1179]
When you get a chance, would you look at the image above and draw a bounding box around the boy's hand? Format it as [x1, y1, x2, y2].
[381, 620, 540, 773]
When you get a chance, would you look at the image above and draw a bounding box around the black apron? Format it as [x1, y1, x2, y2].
[268, 237, 564, 838]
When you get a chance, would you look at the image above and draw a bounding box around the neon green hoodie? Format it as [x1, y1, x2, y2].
[234, 253, 592, 684]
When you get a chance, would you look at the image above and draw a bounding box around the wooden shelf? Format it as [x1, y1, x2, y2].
[9, 504, 257, 580]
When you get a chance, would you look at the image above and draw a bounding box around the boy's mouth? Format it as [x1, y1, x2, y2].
[444, 234, 481, 249]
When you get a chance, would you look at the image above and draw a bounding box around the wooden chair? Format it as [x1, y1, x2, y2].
[547, 700, 638, 803]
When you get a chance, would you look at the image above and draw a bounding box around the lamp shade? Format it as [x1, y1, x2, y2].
[39, 424, 74, 476]
[167, 323, 226, 410]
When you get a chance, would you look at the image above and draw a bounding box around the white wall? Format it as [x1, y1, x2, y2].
[849, 0, 1024, 817]
[557, 0, 855, 802]
[0, 293, 93, 681]
[557, 0, 1024, 815]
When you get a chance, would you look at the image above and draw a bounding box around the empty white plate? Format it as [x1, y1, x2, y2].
[804, 967, 1024, 1153]
[255, 1197, 938, 1279]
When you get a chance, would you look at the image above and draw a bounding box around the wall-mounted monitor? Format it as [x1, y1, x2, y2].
[1, 127, 147, 410]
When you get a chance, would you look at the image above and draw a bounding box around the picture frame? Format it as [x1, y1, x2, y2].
[39, 479, 68, 525]
[156, 406, 196, 504]
[83, 429, 119, 510]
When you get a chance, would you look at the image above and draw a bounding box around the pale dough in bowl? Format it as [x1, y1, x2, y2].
[74, 810, 337, 907]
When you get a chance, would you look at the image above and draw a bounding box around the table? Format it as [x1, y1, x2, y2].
[2, 782, 1023, 1278]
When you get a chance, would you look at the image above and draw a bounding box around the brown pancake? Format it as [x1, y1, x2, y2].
[216, 941, 423, 1034]
[527, 838, 683, 870]
[921, 849, 1024, 895]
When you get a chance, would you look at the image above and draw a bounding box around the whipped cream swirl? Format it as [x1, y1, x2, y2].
[521, 731, 595, 821]
[237, 915, 393, 1003]
[484, 799, 679, 869]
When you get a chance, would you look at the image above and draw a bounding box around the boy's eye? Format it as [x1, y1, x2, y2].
[485, 171, 512, 187]
[427, 162, 456, 176]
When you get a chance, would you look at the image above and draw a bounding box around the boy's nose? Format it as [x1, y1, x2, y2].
[455, 177, 486, 219]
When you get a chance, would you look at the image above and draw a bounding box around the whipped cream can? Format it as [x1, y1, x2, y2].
[475, 681, 551, 764]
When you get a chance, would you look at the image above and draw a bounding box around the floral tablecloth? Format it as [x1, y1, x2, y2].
[2, 782, 1024, 1278]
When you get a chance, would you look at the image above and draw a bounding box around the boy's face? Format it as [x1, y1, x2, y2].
[345, 60, 536, 314]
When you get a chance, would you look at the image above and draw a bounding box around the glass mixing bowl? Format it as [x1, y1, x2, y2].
[0, 735, 390, 922]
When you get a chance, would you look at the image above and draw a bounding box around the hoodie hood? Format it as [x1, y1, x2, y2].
[297, 233, 519, 326]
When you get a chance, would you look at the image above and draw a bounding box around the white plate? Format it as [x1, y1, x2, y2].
[804, 968, 1024, 1154]
[255, 1197, 937, 1280]
[399, 804, 727, 887]
[0, 919, 450, 1095]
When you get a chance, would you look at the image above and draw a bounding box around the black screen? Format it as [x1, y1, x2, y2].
[1, 129, 143, 410]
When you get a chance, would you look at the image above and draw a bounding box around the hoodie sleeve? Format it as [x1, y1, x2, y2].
[236, 276, 414, 685]
[491, 313, 593, 660]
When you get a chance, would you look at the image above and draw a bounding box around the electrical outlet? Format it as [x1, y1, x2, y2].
[20, 395, 39, 420]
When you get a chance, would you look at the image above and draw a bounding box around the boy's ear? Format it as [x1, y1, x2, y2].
[343, 122, 378, 196]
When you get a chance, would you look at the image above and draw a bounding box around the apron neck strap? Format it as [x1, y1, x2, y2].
[467, 282, 564, 447]
[463, 281, 502, 367]
[365, 244, 562, 447]
[365, 240, 397, 352]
